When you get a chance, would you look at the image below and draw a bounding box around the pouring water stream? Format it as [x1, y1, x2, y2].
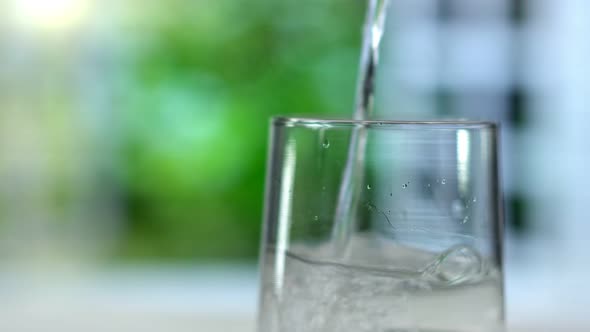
[332, 0, 391, 254]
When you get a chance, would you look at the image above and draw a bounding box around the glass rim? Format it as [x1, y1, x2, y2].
[273, 116, 497, 129]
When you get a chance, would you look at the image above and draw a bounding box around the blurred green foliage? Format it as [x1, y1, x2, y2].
[115, 0, 364, 260]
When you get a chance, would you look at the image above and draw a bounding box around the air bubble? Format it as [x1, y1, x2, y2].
[367, 184, 372, 190]
[322, 138, 330, 148]
[423, 245, 483, 285]
[441, 178, 447, 185]
[313, 216, 319, 221]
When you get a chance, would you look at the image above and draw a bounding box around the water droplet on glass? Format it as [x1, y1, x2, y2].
[441, 178, 447, 185]
[402, 183, 408, 189]
[322, 138, 330, 148]
[367, 184, 372, 190]
[313, 215, 319, 221]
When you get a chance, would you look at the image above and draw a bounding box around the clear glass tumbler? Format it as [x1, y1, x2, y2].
[258, 117, 504, 332]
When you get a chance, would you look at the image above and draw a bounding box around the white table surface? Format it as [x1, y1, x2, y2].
[0, 257, 586, 332]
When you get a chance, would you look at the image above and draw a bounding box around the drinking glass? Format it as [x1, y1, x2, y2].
[258, 117, 504, 332]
